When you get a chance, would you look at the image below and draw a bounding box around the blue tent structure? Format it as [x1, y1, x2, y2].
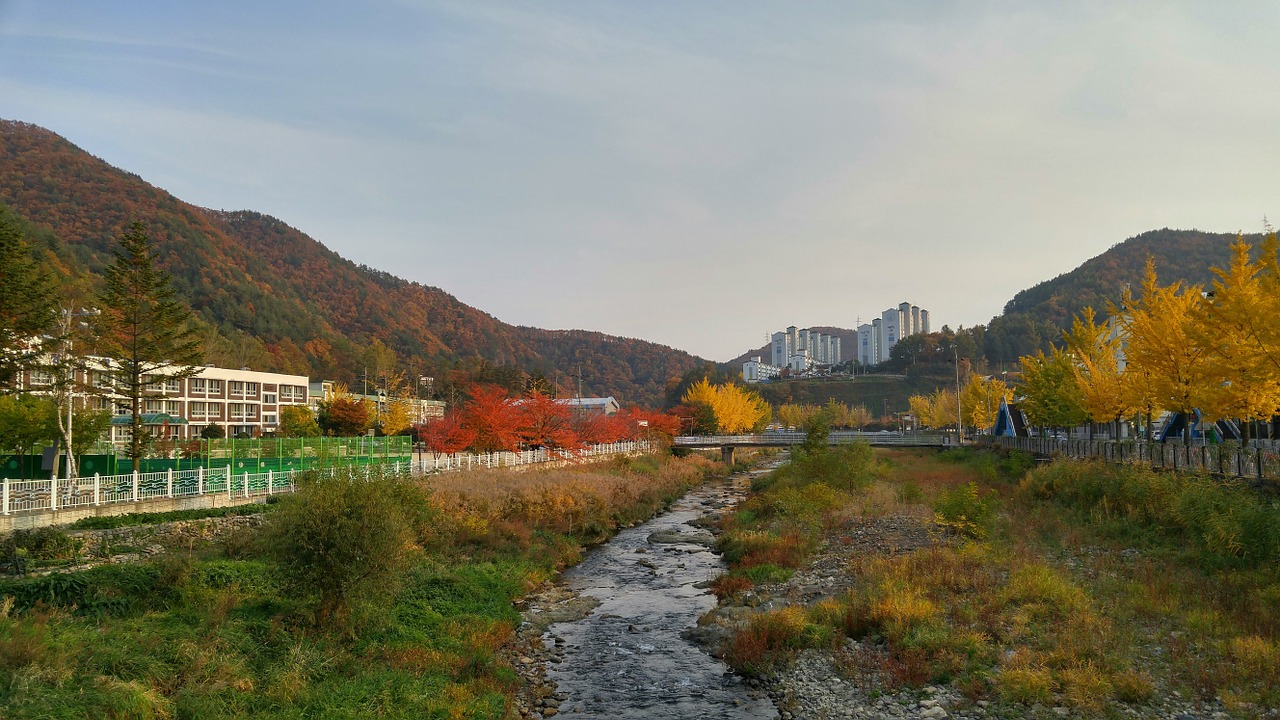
[1157, 410, 1240, 443]
[993, 398, 1028, 437]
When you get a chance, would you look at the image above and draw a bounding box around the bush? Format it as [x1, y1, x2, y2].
[933, 482, 998, 539]
[261, 468, 428, 631]
[1021, 461, 1280, 567]
[1, 527, 80, 562]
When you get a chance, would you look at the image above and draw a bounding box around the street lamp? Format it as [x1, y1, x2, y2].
[954, 345, 963, 442]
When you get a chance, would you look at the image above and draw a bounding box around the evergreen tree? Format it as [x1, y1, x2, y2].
[0, 206, 58, 389]
[96, 222, 204, 470]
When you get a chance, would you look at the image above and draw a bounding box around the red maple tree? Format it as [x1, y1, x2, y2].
[516, 391, 580, 450]
[462, 384, 523, 453]
[414, 413, 477, 458]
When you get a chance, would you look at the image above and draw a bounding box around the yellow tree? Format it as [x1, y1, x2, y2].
[1064, 307, 1134, 438]
[960, 375, 1010, 434]
[682, 380, 770, 434]
[1192, 235, 1280, 441]
[1017, 348, 1086, 433]
[777, 403, 817, 430]
[825, 399, 854, 429]
[849, 405, 873, 430]
[909, 387, 958, 430]
[1117, 259, 1208, 444]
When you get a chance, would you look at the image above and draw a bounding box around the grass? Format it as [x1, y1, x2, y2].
[717, 445, 1280, 713]
[0, 450, 733, 719]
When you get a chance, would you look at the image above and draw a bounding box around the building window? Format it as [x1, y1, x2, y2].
[166, 400, 180, 415]
[93, 372, 114, 390]
[263, 393, 277, 404]
[165, 378, 181, 393]
[190, 401, 206, 419]
[207, 379, 223, 394]
[145, 399, 164, 414]
[229, 381, 245, 397]
[29, 370, 53, 386]
[190, 378, 206, 394]
[245, 382, 259, 397]
[263, 414, 277, 425]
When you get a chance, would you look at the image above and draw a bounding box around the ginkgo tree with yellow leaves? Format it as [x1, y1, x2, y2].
[681, 378, 771, 434]
[1064, 307, 1133, 440]
[959, 374, 1012, 433]
[1013, 228, 1280, 444]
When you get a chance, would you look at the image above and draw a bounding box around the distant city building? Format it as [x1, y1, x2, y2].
[764, 324, 843, 369]
[872, 301, 930, 364]
[742, 357, 782, 384]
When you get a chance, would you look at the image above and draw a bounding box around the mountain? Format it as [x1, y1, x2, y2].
[725, 229, 1254, 373]
[0, 120, 703, 407]
[980, 228, 1251, 365]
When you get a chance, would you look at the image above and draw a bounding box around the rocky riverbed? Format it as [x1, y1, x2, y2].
[511, 457, 1275, 720]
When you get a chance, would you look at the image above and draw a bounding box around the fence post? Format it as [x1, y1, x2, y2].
[243, 472, 249, 498]
[2, 478, 8, 515]
[267, 470, 273, 495]
[50, 478, 58, 512]
[93, 473, 101, 506]
[198, 467, 204, 496]
[167, 468, 174, 498]
[132, 470, 139, 503]
[227, 466, 233, 500]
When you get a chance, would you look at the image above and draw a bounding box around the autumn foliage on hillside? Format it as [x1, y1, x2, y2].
[413, 384, 681, 457]
[0, 120, 704, 406]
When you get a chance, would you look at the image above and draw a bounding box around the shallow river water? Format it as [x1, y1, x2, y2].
[543, 468, 779, 719]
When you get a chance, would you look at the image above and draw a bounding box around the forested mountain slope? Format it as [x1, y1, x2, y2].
[0, 119, 702, 406]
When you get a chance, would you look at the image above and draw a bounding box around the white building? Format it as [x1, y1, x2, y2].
[742, 357, 782, 384]
[14, 360, 311, 441]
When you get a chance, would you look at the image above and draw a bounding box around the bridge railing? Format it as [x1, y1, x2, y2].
[673, 432, 946, 447]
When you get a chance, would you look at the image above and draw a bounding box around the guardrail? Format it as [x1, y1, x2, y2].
[672, 432, 947, 447]
[0, 441, 652, 517]
[992, 436, 1280, 483]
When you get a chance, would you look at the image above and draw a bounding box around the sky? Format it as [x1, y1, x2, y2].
[2, 2, 1279, 362]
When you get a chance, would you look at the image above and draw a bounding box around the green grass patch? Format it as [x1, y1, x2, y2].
[69, 503, 268, 530]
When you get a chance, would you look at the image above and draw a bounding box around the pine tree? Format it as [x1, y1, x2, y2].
[96, 222, 204, 469]
[0, 207, 58, 389]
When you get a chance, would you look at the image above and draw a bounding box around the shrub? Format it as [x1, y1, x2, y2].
[933, 482, 997, 539]
[723, 606, 824, 676]
[262, 468, 426, 631]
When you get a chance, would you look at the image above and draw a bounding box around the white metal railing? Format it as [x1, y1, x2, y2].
[0, 441, 652, 516]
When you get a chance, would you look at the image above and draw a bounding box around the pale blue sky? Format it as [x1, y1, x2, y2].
[2, 2, 1278, 360]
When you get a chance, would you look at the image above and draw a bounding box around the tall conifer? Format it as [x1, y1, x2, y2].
[97, 222, 203, 469]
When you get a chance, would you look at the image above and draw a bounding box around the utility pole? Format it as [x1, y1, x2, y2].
[955, 345, 963, 442]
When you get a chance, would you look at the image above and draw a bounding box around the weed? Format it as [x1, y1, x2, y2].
[995, 665, 1054, 705]
[933, 482, 997, 539]
[1111, 668, 1154, 703]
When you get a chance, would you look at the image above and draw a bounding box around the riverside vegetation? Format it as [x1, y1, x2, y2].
[0, 451, 731, 719]
[710, 434, 1280, 718]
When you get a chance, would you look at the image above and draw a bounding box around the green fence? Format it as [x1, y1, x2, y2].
[1, 436, 411, 479]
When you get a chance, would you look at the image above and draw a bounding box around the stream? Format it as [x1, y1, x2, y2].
[541, 464, 780, 719]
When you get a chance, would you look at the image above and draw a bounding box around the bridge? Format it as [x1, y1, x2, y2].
[673, 432, 949, 464]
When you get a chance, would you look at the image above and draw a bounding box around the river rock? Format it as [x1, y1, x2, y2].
[646, 529, 717, 547]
